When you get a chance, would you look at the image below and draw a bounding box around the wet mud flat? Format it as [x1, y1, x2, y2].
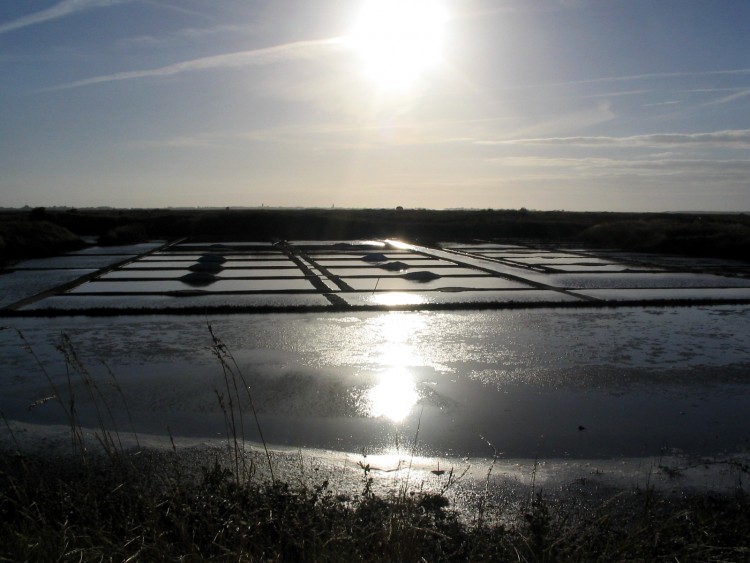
[1, 239, 749, 497]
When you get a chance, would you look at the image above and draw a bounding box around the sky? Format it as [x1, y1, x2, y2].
[1, 0, 749, 211]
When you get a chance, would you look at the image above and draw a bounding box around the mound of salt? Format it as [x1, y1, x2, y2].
[379, 261, 410, 272]
[402, 271, 441, 282]
[362, 253, 388, 262]
[180, 272, 218, 286]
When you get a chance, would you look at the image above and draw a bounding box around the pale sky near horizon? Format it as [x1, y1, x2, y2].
[1, 0, 749, 211]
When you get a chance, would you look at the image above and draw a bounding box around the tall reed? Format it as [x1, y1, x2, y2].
[207, 322, 275, 483]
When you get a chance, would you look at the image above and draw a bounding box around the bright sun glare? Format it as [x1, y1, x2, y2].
[348, 0, 448, 90]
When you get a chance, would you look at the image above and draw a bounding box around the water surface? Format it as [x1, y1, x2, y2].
[2, 307, 748, 460]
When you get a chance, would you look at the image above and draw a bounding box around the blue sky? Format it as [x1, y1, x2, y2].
[1, 0, 749, 211]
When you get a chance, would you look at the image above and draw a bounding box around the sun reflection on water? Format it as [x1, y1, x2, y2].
[366, 366, 419, 422]
[369, 292, 427, 306]
[362, 313, 426, 422]
[384, 239, 416, 250]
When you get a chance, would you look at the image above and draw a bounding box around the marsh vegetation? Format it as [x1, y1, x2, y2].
[3, 207, 750, 266]
[2, 446, 749, 562]
[1, 326, 749, 561]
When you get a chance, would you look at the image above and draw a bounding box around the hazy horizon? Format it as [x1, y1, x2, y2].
[2, 0, 749, 212]
[3, 204, 750, 215]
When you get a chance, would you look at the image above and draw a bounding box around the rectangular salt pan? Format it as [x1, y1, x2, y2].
[69, 243, 166, 255]
[327, 266, 482, 277]
[543, 265, 651, 272]
[506, 256, 618, 264]
[0, 269, 97, 308]
[570, 288, 750, 301]
[69, 278, 316, 293]
[12, 255, 131, 270]
[343, 276, 533, 291]
[340, 289, 583, 307]
[22, 293, 332, 310]
[140, 259, 298, 268]
[315, 259, 453, 267]
[101, 268, 306, 280]
[536, 272, 750, 290]
[145, 254, 289, 261]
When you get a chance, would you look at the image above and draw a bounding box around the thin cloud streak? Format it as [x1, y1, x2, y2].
[707, 88, 750, 106]
[45, 37, 345, 91]
[495, 129, 750, 148]
[0, 0, 125, 35]
[489, 68, 750, 95]
[118, 24, 250, 48]
[484, 156, 750, 182]
[544, 68, 750, 88]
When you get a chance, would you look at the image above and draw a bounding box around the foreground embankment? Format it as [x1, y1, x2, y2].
[1, 440, 748, 562]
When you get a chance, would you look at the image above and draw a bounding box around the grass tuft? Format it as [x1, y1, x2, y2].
[1, 448, 748, 561]
[1, 327, 749, 561]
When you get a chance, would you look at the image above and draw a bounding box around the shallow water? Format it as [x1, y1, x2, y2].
[8, 239, 750, 311]
[69, 278, 317, 293]
[102, 268, 306, 280]
[2, 307, 748, 461]
[0, 269, 96, 308]
[3, 240, 750, 471]
[343, 276, 532, 291]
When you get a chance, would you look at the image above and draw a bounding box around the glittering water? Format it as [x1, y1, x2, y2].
[1, 306, 748, 459]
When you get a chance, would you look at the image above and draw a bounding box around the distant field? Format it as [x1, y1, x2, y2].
[2, 207, 750, 265]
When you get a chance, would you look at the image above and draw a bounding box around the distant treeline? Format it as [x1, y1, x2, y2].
[2, 207, 750, 265]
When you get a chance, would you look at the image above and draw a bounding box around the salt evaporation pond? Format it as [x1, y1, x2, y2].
[1, 307, 749, 462]
[1, 239, 749, 490]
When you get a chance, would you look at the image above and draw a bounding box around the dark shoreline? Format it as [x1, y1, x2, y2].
[3, 207, 750, 265]
[4, 297, 750, 318]
[1, 442, 748, 562]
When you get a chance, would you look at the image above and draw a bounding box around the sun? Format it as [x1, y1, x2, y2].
[347, 0, 448, 90]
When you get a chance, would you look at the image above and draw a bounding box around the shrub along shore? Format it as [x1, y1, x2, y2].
[2, 207, 750, 266]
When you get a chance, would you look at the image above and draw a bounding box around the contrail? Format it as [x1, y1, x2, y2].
[707, 88, 750, 106]
[44, 37, 345, 91]
[0, 0, 126, 35]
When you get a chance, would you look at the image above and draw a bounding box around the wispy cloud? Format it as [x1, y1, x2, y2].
[117, 24, 253, 49]
[586, 89, 651, 99]
[485, 155, 750, 181]
[707, 88, 750, 106]
[548, 68, 750, 88]
[45, 37, 344, 91]
[643, 100, 680, 107]
[0, 0, 125, 35]
[497, 129, 750, 148]
[490, 68, 750, 98]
